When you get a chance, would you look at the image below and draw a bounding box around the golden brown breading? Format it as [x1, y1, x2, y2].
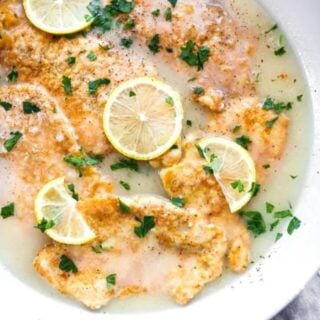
[34, 195, 228, 309]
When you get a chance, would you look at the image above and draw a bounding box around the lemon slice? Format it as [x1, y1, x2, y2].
[103, 77, 184, 160]
[23, 0, 93, 35]
[198, 136, 256, 213]
[35, 177, 95, 245]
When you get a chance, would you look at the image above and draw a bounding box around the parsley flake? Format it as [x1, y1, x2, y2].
[106, 273, 116, 289]
[231, 180, 244, 192]
[240, 211, 266, 237]
[110, 158, 139, 172]
[62, 76, 72, 95]
[35, 218, 55, 232]
[249, 182, 261, 197]
[263, 97, 292, 114]
[287, 216, 301, 235]
[120, 180, 130, 190]
[265, 116, 279, 129]
[274, 209, 292, 219]
[235, 135, 252, 150]
[119, 199, 131, 214]
[134, 216, 155, 238]
[4, 131, 23, 152]
[7, 67, 18, 82]
[88, 78, 110, 94]
[129, 90, 136, 97]
[297, 94, 303, 102]
[164, 7, 172, 21]
[67, 56, 76, 66]
[59, 255, 78, 273]
[265, 24, 278, 34]
[180, 40, 210, 70]
[193, 87, 204, 94]
[266, 202, 275, 214]
[168, 0, 177, 7]
[275, 232, 283, 241]
[186, 119, 192, 127]
[67, 184, 79, 201]
[274, 47, 286, 56]
[87, 52, 97, 61]
[152, 9, 160, 17]
[124, 18, 135, 30]
[148, 34, 161, 54]
[23, 101, 41, 114]
[0, 101, 12, 111]
[270, 220, 279, 231]
[1, 203, 14, 219]
[165, 96, 174, 106]
[171, 197, 185, 208]
[120, 37, 133, 48]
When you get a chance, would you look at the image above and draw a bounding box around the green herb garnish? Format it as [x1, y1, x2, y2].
[180, 40, 210, 70]
[62, 76, 72, 95]
[67, 56, 76, 66]
[275, 232, 283, 241]
[23, 101, 41, 114]
[265, 116, 278, 129]
[7, 67, 18, 82]
[164, 7, 172, 21]
[67, 184, 79, 201]
[110, 158, 139, 172]
[87, 52, 97, 61]
[239, 211, 266, 237]
[152, 9, 160, 17]
[59, 255, 78, 273]
[266, 202, 275, 214]
[186, 120, 192, 127]
[148, 34, 161, 54]
[270, 220, 279, 231]
[287, 216, 301, 235]
[120, 37, 133, 48]
[35, 218, 55, 232]
[232, 125, 241, 133]
[0, 101, 12, 111]
[88, 78, 110, 94]
[274, 209, 292, 219]
[4, 131, 23, 152]
[106, 273, 116, 289]
[1, 203, 14, 219]
[249, 182, 261, 197]
[168, 0, 177, 7]
[171, 197, 185, 208]
[119, 199, 131, 214]
[297, 94, 303, 102]
[265, 24, 278, 34]
[120, 180, 130, 190]
[274, 47, 286, 56]
[165, 96, 174, 106]
[193, 87, 204, 94]
[235, 135, 252, 150]
[231, 180, 244, 192]
[129, 90, 136, 97]
[134, 216, 155, 238]
[263, 97, 292, 114]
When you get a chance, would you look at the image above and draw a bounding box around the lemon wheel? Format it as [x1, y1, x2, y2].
[35, 177, 95, 245]
[103, 77, 184, 160]
[198, 136, 256, 213]
[23, 0, 93, 35]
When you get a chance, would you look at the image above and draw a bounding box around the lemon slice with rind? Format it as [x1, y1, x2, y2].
[23, 0, 93, 35]
[198, 136, 256, 213]
[103, 77, 184, 160]
[35, 177, 95, 245]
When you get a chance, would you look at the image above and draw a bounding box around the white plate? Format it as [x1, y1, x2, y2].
[1, 0, 320, 319]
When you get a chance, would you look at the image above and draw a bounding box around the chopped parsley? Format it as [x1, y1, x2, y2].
[148, 34, 161, 54]
[124, 18, 135, 30]
[88, 78, 110, 94]
[59, 255, 78, 273]
[134, 216, 155, 238]
[195, 144, 205, 158]
[106, 273, 116, 289]
[152, 9, 160, 17]
[180, 40, 210, 70]
[235, 135, 252, 150]
[110, 158, 139, 172]
[290, 175, 298, 180]
[231, 180, 244, 192]
[274, 209, 292, 219]
[270, 220, 279, 231]
[129, 90, 136, 97]
[203, 165, 214, 174]
[265, 24, 278, 34]
[35, 218, 55, 232]
[67, 184, 79, 201]
[263, 164, 270, 169]
[232, 124, 241, 133]
[265, 116, 279, 129]
[4, 131, 23, 152]
[119, 199, 131, 214]
[120, 37, 133, 48]
[0, 101, 12, 111]
[120, 180, 130, 190]
[193, 87, 204, 94]
[62, 76, 72, 95]
[266, 202, 275, 214]
[23, 101, 41, 114]
[64, 154, 103, 176]
[186, 119, 192, 127]
[92, 244, 104, 254]
[166, 47, 173, 53]
[274, 47, 286, 56]
[297, 94, 303, 102]
[171, 197, 185, 208]
[7, 67, 18, 82]
[275, 232, 283, 241]
[170, 144, 178, 150]
[249, 182, 261, 197]
[164, 7, 172, 21]
[240, 211, 266, 237]
[87, 51, 97, 61]
[263, 97, 292, 114]
[165, 96, 174, 106]
[168, 0, 177, 7]
[1, 203, 14, 219]
[287, 216, 301, 235]
[67, 56, 76, 66]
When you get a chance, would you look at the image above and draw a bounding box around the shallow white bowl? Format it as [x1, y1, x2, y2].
[1, 0, 320, 319]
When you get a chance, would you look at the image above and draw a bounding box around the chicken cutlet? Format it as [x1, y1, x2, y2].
[34, 195, 228, 309]
[0, 83, 109, 225]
